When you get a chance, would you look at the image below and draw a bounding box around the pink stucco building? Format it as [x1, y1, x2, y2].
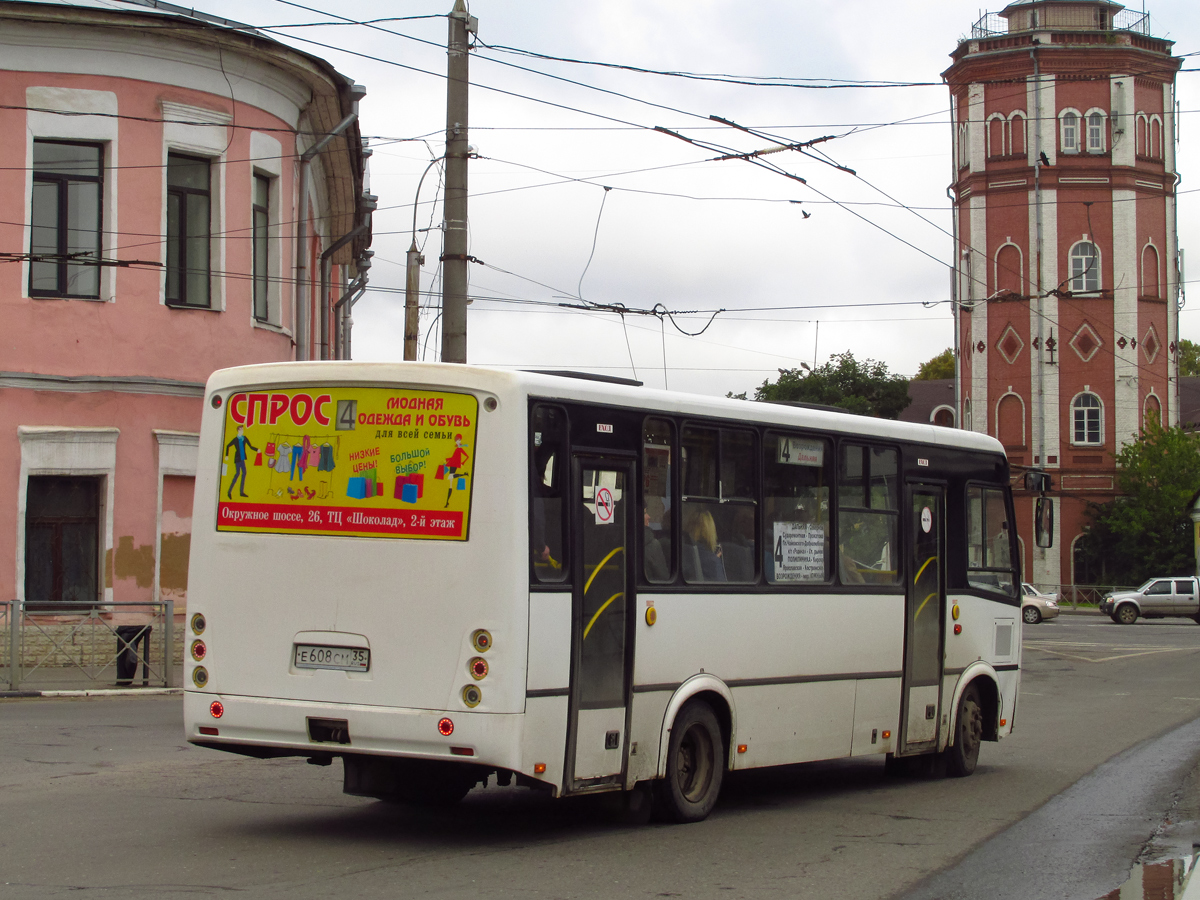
[0, 1, 371, 619]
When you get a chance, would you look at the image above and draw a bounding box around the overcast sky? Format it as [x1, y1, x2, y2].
[192, 0, 1200, 397]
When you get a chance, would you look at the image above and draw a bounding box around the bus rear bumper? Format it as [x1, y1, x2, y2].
[184, 690, 524, 771]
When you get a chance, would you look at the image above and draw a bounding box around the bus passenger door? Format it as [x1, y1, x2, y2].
[900, 485, 945, 755]
[567, 459, 634, 790]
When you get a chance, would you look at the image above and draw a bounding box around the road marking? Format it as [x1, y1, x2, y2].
[1026, 645, 1199, 663]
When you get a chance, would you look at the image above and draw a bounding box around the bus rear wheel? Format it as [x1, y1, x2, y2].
[657, 701, 724, 823]
[944, 683, 983, 778]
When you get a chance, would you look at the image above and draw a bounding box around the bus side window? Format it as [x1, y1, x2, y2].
[966, 485, 1016, 595]
[680, 426, 756, 584]
[530, 405, 568, 583]
[642, 418, 674, 584]
[764, 433, 831, 585]
[837, 445, 900, 586]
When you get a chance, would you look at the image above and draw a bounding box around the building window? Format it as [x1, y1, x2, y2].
[253, 173, 270, 322]
[30, 140, 103, 299]
[1072, 393, 1103, 445]
[1086, 111, 1106, 153]
[1009, 112, 1027, 158]
[1069, 241, 1100, 293]
[1060, 110, 1080, 154]
[166, 152, 211, 308]
[24, 476, 100, 609]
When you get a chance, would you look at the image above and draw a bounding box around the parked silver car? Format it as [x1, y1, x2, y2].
[1100, 577, 1200, 625]
[1021, 584, 1060, 624]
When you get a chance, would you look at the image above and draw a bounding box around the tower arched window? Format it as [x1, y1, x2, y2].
[996, 393, 1025, 448]
[1009, 111, 1027, 158]
[1150, 116, 1163, 159]
[1069, 241, 1100, 293]
[1136, 113, 1149, 156]
[1071, 393, 1103, 445]
[987, 114, 1006, 158]
[1060, 110, 1080, 154]
[1086, 110, 1106, 153]
[996, 243, 1023, 295]
[1141, 243, 1160, 299]
[1144, 394, 1161, 430]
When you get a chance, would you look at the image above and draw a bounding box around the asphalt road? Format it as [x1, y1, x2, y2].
[3, 612, 1200, 899]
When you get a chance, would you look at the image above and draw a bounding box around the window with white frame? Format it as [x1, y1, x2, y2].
[166, 152, 211, 308]
[30, 141, 103, 299]
[1060, 110, 1080, 154]
[252, 173, 271, 322]
[1070, 241, 1100, 293]
[1072, 393, 1103, 445]
[1086, 111, 1106, 153]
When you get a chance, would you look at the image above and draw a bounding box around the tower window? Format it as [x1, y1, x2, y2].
[1060, 111, 1080, 154]
[1086, 111, 1106, 153]
[1069, 241, 1100, 293]
[1072, 393, 1103, 445]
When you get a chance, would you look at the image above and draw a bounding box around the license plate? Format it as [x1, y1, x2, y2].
[294, 644, 370, 672]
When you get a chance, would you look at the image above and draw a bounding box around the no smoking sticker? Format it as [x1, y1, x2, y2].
[595, 487, 615, 525]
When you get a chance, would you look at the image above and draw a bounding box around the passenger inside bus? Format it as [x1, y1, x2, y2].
[683, 506, 726, 582]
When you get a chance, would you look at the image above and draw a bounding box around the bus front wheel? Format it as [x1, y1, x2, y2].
[657, 701, 724, 823]
[944, 683, 983, 778]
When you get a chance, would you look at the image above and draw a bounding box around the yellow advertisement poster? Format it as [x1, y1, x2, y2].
[216, 387, 477, 540]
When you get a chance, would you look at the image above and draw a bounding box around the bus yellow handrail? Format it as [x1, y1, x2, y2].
[583, 545, 624, 596]
[583, 592, 624, 640]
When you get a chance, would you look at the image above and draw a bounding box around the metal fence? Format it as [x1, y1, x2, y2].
[1025, 583, 1135, 610]
[971, 8, 1150, 39]
[2, 600, 174, 691]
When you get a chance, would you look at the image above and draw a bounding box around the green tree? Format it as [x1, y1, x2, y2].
[1179, 338, 1200, 377]
[749, 352, 911, 419]
[915, 347, 955, 380]
[1076, 419, 1200, 585]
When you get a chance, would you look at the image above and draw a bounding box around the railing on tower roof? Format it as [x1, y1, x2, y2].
[970, 7, 1150, 38]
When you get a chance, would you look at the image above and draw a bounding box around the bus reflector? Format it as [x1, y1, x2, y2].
[737, 744, 747, 754]
[534, 763, 547, 774]
[209, 700, 224, 718]
[199, 726, 219, 736]
[469, 657, 489, 680]
[882, 730, 891, 740]
[472, 629, 492, 653]
[954, 624, 963, 635]
[450, 747, 474, 756]
[438, 717, 454, 736]
[1000, 718, 1007, 727]
[190, 640, 207, 661]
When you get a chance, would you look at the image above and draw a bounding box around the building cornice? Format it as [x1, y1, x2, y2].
[0, 372, 205, 398]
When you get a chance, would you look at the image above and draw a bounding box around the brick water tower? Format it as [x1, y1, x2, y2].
[945, 0, 1184, 590]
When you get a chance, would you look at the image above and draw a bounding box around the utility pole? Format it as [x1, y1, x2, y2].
[404, 241, 422, 360]
[441, 0, 475, 364]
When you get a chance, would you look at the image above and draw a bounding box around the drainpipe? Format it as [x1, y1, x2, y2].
[293, 83, 365, 361]
[320, 216, 372, 359]
[334, 260, 370, 359]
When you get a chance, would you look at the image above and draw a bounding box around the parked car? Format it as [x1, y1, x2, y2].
[1099, 576, 1200, 625]
[1021, 587, 1059, 624]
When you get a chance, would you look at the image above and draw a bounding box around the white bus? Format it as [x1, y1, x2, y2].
[185, 362, 1023, 822]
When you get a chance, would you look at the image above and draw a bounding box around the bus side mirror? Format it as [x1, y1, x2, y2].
[1035, 496, 1054, 548]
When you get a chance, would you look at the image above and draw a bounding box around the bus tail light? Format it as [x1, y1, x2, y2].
[469, 657, 488, 680]
[190, 613, 206, 635]
[954, 624, 963, 635]
[471, 629, 492, 653]
[192, 666, 209, 688]
[534, 763, 546, 774]
[438, 717, 454, 736]
[209, 700, 224, 719]
[190, 640, 207, 661]
[462, 685, 482, 708]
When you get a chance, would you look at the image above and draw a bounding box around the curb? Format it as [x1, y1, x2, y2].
[0, 688, 182, 699]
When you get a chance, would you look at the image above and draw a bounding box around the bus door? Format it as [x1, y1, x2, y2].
[566, 458, 634, 790]
[900, 484, 945, 755]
